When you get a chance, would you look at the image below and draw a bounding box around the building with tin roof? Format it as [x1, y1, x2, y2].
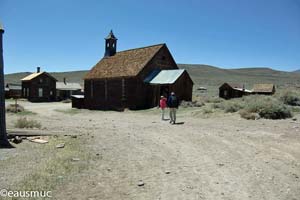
[84, 31, 193, 110]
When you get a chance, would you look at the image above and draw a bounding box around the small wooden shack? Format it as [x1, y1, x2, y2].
[71, 95, 84, 109]
[5, 83, 22, 98]
[21, 67, 57, 102]
[219, 83, 251, 99]
[252, 84, 275, 95]
[83, 31, 193, 110]
[56, 78, 82, 100]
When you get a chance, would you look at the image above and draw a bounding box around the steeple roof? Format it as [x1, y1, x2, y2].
[0, 22, 4, 32]
[105, 30, 117, 40]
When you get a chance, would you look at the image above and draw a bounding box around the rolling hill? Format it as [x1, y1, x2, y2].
[293, 69, 300, 73]
[178, 64, 300, 89]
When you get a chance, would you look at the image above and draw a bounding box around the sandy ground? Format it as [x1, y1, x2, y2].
[1, 101, 300, 200]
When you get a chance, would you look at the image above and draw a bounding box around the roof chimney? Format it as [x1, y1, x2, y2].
[63, 77, 66, 84]
[37, 67, 40, 73]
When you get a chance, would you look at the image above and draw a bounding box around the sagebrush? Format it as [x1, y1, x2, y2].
[241, 95, 292, 119]
[14, 117, 42, 129]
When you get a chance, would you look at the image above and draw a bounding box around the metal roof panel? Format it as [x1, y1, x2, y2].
[149, 69, 185, 85]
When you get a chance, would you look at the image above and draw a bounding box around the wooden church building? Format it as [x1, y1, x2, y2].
[83, 31, 193, 110]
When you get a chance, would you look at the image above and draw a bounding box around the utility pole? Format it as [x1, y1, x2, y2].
[0, 22, 11, 148]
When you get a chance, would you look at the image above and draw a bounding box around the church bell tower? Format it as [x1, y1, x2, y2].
[104, 30, 117, 57]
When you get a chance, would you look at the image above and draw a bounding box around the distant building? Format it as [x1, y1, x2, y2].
[219, 83, 251, 99]
[5, 83, 21, 98]
[83, 31, 193, 110]
[21, 67, 57, 102]
[4, 87, 9, 99]
[56, 78, 82, 100]
[252, 84, 275, 95]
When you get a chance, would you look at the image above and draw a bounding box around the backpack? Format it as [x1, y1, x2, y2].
[168, 95, 179, 108]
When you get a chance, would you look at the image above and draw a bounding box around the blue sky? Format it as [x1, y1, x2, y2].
[0, 0, 300, 73]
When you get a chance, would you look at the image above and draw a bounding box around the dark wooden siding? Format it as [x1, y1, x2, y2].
[84, 45, 193, 110]
[5, 89, 21, 99]
[138, 45, 178, 79]
[170, 72, 193, 101]
[72, 97, 84, 109]
[22, 73, 56, 102]
[219, 84, 243, 99]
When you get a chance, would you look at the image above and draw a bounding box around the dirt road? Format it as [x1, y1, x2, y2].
[2, 102, 300, 200]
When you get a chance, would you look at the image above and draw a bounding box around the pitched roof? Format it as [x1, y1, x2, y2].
[252, 84, 275, 93]
[146, 69, 185, 84]
[220, 83, 251, 93]
[21, 72, 44, 81]
[56, 82, 82, 91]
[229, 83, 244, 89]
[6, 83, 21, 90]
[234, 87, 252, 93]
[105, 30, 117, 40]
[84, 44, 165, 79]
[0, 22, 4, 32]
[21, 72, 57, 81]
[221, 83, 244, 89]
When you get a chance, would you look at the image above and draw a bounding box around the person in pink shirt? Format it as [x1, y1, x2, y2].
[159, 95, 167, 120]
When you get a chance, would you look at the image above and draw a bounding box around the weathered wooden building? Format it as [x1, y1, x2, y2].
[252, 84, 275, 95]
[219, 83, 251, 99]
[84, 31, 193, 110]
[5, 83, 22, 98]
[21, 67, 57, 102]
[56, 78, 82, 100]
[71, 95, 84, 109]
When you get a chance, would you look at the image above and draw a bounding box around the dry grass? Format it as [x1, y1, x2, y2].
[278, 90, 300, 106]
[54, 109, 81, 115]
[6, 104, 25, 113]
[6, 104, 36, 115]
[239, 110, 260, 120]
[206, 95, 292, 120]
[14, 117, 42, 129]
[6, 137, 93, 199]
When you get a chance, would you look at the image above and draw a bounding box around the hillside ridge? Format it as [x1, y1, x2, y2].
[5, 65, 300, 91]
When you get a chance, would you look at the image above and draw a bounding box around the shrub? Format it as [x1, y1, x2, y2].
[222, 102, 244, 113]
[242, 95, 292, 119]
[239, 109, 259, 120]
[259, 104, 292, 119]
[14, 117, 42, 129]
[279, 91, 300, 106]
[203, 96, 224, 103]
[202, 107, 213, 114]
[211, 103, 221, 109]
[6, 104, 25, 113]
[217, 101, 244, 113]
[180, 100, 204, 108]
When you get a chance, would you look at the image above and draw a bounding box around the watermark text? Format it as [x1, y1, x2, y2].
[0, 189, 52, 198]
